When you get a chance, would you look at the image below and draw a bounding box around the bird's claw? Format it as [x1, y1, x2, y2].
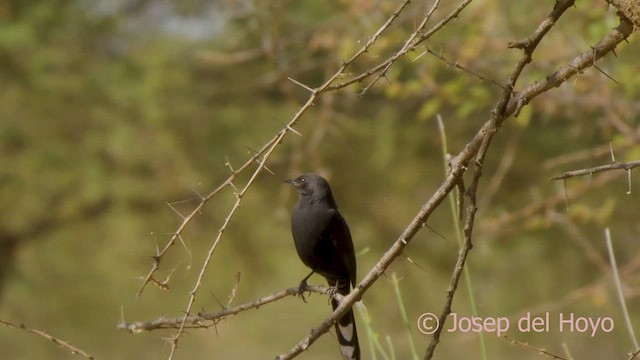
[327, 285, 339, 305]
[298, 279, 310, 303]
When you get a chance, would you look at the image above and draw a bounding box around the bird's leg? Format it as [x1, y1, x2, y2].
[298, 270, 314, 303]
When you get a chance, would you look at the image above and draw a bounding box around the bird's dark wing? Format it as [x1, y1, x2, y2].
[328, 209, 357, 288]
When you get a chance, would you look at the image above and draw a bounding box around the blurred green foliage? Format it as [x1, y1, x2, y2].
[0, 0, 639, 359]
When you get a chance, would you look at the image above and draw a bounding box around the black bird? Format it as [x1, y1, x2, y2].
[285, 173, 360, 360]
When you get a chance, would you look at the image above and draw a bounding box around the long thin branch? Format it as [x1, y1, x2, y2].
[324, 0, 474, 92]
[118, 285, 336, 333]
[358, 0, 443, 95]
[500, 334, 569, 360]
[419, 47, 506, 89]
[505, 19, 635, 116]
[0, 319, 95, 360]
[550, 160, 640, 180]
[137, 138, 279, 297]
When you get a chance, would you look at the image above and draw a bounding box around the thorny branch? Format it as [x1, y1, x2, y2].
[501, 334, 569, 360]
[324, 0, 474, 92]
[415, 47, 506, 90]
[0, 319, 95, 360]
[550, 160, 640, 180]
[118, 286, 338, 333]
[357, 0, 444, 95]
[505, 19, 634, 116]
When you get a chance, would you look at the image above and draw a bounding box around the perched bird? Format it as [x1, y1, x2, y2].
[285, 173, 360, 360]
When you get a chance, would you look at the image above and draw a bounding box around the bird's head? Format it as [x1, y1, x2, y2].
[284, 173, 333, 202]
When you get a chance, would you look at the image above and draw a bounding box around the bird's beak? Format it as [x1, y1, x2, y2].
[283, 179, 296, 186]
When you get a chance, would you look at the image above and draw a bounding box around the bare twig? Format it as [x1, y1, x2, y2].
[324, 0, 474, 92]
[118, 285, 338, 333]
[227, 272, 241, 307]
[550, 160, 640, 180]
[137, 143, 273, 297]
[417, 47, 506, 90]
[358, 0, 443, 95]
[0, 319, 95, 360]
[505, 18, 634, 116]
[500, 334, 569, 360]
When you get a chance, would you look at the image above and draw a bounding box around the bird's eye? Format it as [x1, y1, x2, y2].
[300, 178, 305, 182]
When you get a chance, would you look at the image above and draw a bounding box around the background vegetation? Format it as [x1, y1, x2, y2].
[0, 0, 638, 359]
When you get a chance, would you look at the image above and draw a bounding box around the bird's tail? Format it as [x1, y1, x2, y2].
[331, 279, 360, 360]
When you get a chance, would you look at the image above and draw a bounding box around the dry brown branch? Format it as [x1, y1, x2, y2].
[550, 160, 640, 180]
[118, 285, 337, 333]
[417, 47, 506, 90]
[324, 0, 474, 92]
[358, 0, 443, 95]
[0, 319, 95, 360]
[505, 19, 635, 116]
[138, 143, 272, 297]
[500, 334, 569, 360]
